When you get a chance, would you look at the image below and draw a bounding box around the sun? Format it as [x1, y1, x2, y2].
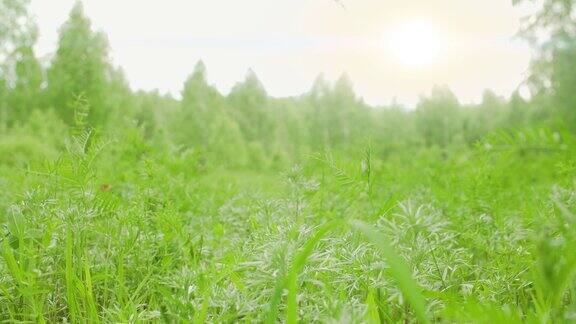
[388, 20, 441, 68]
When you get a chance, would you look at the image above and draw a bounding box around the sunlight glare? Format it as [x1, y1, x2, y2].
[388, 20, 442, 68]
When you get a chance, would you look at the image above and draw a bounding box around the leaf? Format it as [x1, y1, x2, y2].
[349, 220, 430, 324]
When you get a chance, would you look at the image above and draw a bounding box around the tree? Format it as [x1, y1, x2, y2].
[0, 75, 7, 130]
[228, 69, 271, 143]
[514, 0, 576, 128]
[177, 60, 220, 144]
[46, 2, 111, 125]
[327, 74, 366, 148]
[0, 0, 42, 125]
[0, 0, 34, 61]
[507, 90, 529, 126]
[168, 60, 229, 149]
[415, 85, 462, 147]
[206, 111, 249, 168]
[7, 46, 43, 123]
[548, 41, 576, 126]
[182, 60, 212, 108]
[464, 90, 506, 143]
[304, 75, 331, 149]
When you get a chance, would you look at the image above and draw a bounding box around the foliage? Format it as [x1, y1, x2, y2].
[515, 0, 576, 129]
[45, 2, 112, 125]
[0, 0, 576, 322]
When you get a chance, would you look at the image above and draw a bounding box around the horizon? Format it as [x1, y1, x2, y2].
[31, 0, 535, 106]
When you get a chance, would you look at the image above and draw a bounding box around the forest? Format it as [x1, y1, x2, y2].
[1, 0, 576, 322]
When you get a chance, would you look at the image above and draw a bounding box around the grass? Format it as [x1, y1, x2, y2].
[0, 124, 575, 322]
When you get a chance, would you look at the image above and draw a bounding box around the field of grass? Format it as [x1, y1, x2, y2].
[1, 122, 575, 323]
[2, 1, 576, 321]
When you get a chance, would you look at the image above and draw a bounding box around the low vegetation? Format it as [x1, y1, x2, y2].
[1, 0, 576, 322]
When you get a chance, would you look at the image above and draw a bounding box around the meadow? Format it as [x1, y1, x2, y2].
[2, 0, 576, 322]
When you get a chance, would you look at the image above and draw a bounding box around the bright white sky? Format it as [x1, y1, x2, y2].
[30, 0, 534, 106]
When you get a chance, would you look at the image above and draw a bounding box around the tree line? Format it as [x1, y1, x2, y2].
[0, 0, 574, 169]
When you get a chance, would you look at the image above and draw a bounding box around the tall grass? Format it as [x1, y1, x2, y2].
[0, 114, 575, 321]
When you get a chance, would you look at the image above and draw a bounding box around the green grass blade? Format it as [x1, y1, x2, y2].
[265, 269, 287, 324]
[285, 220, 342, 324]
[65, 226, 78, 323]
[83, 260, 100, 323]
[349, 219, 430, 324]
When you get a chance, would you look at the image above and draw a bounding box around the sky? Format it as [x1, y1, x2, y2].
[30, 0, 535, 106]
